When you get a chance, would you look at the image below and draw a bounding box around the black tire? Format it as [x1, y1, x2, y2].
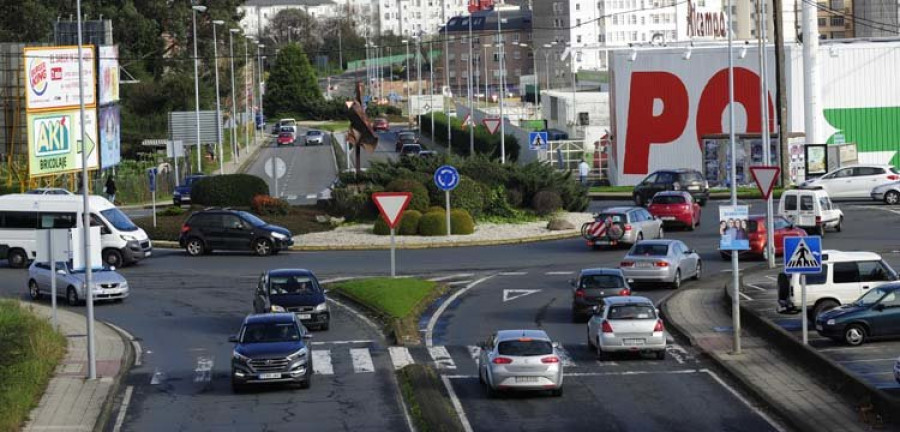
[596, 341, 608, 361]
[655, 350, 666, 360]
[835, 217, 843, 233]
[253, 238, 274, 256]
[231, 378, 244, 393]
[299, 378, 311, 389]
[634, 194, 643, 207]
[843, 324, 866, 346]
[66, 286, 80, 306]
[485, 378, 499, 399]
[28, 280, 41, 300]
[813, 300, 840, 320]
[687, 216, 695, 231]
[885, 190, 900, 205]
[694, 261, 702, 281]
[672, 270, 682, 289]
[185, 237, 205, 256]
[698, 198, 707, 207]
[637, 232, 644, 242]
[8, 248, 28, 269]
[320, 322, 330, 331]
[103, 249, 124, 268]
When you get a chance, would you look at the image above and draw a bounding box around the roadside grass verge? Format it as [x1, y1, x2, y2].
[0, 301, 66, 431]
[398, 364, 464, 432]
[134, 205, 332, 242]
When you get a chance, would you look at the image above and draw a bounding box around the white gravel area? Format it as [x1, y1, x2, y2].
[293, 212, 596, 247]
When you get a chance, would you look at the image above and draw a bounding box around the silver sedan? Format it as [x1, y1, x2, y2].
[477, 329, 564, 397]
[619, 239, 701, 289]
[587, 296, 666, 360]
[27, 261, 129, 305]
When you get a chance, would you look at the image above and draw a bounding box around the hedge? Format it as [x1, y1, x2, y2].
[385, 179, 430, 212]
[532, 190, 563, 216]
[420, 112, 520, 162]
[417, 211, 447, 236]
[449, 209, 475, 235]
[373, 210, 422, 236]
[191, 174, 269, 207]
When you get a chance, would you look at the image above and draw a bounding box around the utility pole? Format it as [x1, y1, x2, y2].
[229, 29, 239, 161]
[443, 0, 451, 152]
[212, 20, 224, 174]
[498, 7, 506, 163]
[758, 0, 775, 268]
[468, 12, 474, 156]
[772, 0, 791, 186]
[727, 0, 741, 354]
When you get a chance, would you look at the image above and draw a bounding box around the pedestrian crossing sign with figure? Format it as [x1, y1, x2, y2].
[783, 236, 822, 274]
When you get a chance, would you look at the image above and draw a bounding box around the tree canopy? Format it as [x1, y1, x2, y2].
[263, 43, 322, 117]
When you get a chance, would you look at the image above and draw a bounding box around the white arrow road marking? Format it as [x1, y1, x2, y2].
[350, 348, 375, 373]
[312, 350, 334, 375]
[389, 346, 415, 370]
[150, 369, 166, 385]
[428, 346, 457, 370]
[503, 289, 542, 302]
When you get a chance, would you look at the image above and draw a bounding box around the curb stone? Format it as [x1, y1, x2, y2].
[95, 320, 136, 432]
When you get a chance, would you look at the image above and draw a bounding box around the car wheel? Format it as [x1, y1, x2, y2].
[66, 286, 80, 306]
[885, 190, 900, 205]
[103, 249, 124, 268]
[694, 261, 702, 280]
[813, 300, 840, 320]
[485, 375, 498, 398]
[835, 216, 843, 233]
[843, 324, 866, 346]
[658, 228, 664, 239]
[637, 232, 644, 241]
[672, 270, 682, 289]
[698, 199, 707, 207]
[28, 280, 41, 300]
[8, 248, 28, 269]
[687, 216, 695, 231]
[231, 377, 244, 393]
[655, 350, 666, 360]
[817, 224, 826, 237]
[299, 378, 311, 389]
[254, 238, 274, 256]
[596, 340, 608, 360]
[320, 322, 330, 331]
[634, 194, 643, 207]
[185, 238, 205, 256]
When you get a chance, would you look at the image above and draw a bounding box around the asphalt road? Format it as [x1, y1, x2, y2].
[246, 130, 337, 206]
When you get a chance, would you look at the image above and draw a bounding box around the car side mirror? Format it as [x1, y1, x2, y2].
[228, 335, 238, 343]
[873, 303, 885, 312]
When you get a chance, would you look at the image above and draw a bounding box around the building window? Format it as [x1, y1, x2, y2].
[577, 35, 582, 43]
[576, 3, 581, 11]
[818, 17, 827, 26]
[577, 19, 582, 26]
[830, 17, 844, 26]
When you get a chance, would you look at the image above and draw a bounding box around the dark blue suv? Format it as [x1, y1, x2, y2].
[229, 313, 312, 391]
[173, 174, 206, 206]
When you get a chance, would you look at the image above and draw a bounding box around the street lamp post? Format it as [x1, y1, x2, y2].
[257, 44, 265, 131]
[192, 5, 207, 173]
[468, 15, 474, 156]
[245, 36, 253, 151]
[497, 9, 506, 164]
[404, 39, 411, 126]
[229, 29, 240, 161]
[212, 20, 224, 174]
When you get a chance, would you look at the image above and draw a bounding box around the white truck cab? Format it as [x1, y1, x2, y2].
[777, 250, 898, 319]
[778, 189, 843, 236]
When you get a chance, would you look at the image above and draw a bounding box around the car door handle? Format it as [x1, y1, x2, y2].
[862, 285, 870, 290]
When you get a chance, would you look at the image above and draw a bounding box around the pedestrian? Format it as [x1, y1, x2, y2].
[578, 160, 590, 186]
[104, 175, 117, 204]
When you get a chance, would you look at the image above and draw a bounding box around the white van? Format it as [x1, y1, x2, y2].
[777, 250, 898, 319]
[0, 194, 152, 269]
[777, 189, 843, 236]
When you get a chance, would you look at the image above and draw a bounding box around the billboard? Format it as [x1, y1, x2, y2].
[718, 205, 750, 251]
[98, 45, 119, 105]
[24, 46, 96, 111]
[99, 105, 121, 168]
[27, 108, 99, 177]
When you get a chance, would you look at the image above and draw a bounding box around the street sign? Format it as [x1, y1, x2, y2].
[423, 104, 431, 112]
[433, 165, 460, 192]
[372, 192, 412, 229]
[462, 114, 472, 128]
[750, 166, 780, 200]
[784, 236, 822, 274]
[529, 131, 548, 150]
[264, 157, 287, 179]
[482, 118, 501, 135]
[148, 168, 158, 192]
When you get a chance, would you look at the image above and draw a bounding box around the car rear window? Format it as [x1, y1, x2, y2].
[651, 195, 685, 205]
[497, 340, 553, 356]
[596, 213, 626, 224]
[608, 304, 656, 320]
[678, 172, 703, 182]
[630, 244, 669, 256]
[580, 274, 625, 289]
[784, 194, 797, 211]
[800, 195, 814, 211]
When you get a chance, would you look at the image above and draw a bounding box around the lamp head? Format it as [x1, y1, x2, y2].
[192, 5, 207, 12]
[212, 20, 225, 25]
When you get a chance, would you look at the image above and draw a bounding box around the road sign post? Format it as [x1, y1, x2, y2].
[783, 236, 823, 345]
[434, 166, 460, 237]
[264, 156, 286, 197]
[372, 192, 413, 277]
[148, 168, 158, 228]
[37, 229, 69, 330]
[751, 166, 781, 268]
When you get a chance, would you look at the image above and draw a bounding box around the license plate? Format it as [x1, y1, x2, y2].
[515, 376, 538, 383]
[687, 185, 699, 191]
[298, 314, 312, 320]
[636, 262, 653, 268]
[259, 373, 281, 380]
[661, 216, 676, 221]
[816, 324, 823, 331]
[624, 338, 645, 345]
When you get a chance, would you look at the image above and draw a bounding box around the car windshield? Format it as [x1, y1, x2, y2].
[679, 172, 703, 182]
[630, 244, 669, 256]
[608, 304, 657, 320]
[269, 276, 319, 295]
[99, 208, 138, 232]
[596, 213, 626, 223]
[307, 131, 322, 136]
[399, 133, 416, 140]
[652, 195, 685, 205]
[238, 211, 267, 227]
[241, 322, 301, 343]
[64, 261, 114, 274]
[855, 287, 893, 306]
[497, 339, 553, 356]
[581, 274, 625, 289]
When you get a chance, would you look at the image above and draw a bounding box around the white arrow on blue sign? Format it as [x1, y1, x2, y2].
[783, 236, 822, 274]
[434, 165, 460, 192]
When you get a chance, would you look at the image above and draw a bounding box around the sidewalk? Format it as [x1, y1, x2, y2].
[21, 302, 131, 432]
[663, 275, 867, 432]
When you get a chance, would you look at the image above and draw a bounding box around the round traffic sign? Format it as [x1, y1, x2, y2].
[264, 157, 287, 179]
[434, 165, 460, 192]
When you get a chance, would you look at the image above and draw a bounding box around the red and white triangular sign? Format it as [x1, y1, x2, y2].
[462, 114, 472, 128]
[750, 166, 781, 200]
[482, 118, 501, 134]
[372, 192, 412, 229]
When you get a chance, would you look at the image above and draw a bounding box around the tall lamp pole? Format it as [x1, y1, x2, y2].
[404, 39, 411, 126]
[229, 29, 240, 161]
[468, 14, 475, 156]
[257, 44, 265, 130]
[497, 8, 506, 163]
[726, 0, 741, 354]
[212, 20, 224, 174]
[245, 36, 253, 151]
[192, 5, 207, 172]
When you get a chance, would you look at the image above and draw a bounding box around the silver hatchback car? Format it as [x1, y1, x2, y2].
[587, 296, 666, 360]
[477, 329, 564, 397]
[619, 239, 701, 289]
[27, 261, 129, 305]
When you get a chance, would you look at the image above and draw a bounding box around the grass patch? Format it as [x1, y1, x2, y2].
[329, 277, 437, 320]
[309, 121, 351, 133]
[478, 210, 542, 224]
[397, 364, 464, 432]
[589, 186, 633, 193]
[134, 205, 332, 241]
[0, 300, 66, 431]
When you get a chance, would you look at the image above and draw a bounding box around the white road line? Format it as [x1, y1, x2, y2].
[745, 283, 768, 292]
[350, 348, 375, 373]
[193, 356, 214, 383]
[150, 369, 166, 385]
[306, 194, 318, 200]
[132, 341, 143, 367]
[428, 346, 457, 370]
[111, 385, 133, 432]
[556, 346, 576, 367]
[447, 280, 473, 286]
[428, 273, 475, 282]
[498, 271, 528, 276]
[837, 358, 898, 363]
[441, 375, 474, 432]
[312, 350, 334, 375]
[739, 292, 753, 301]
[703, 369, 787, 432]
[310, 340, 373, 345]
[467, 345, 481, 360]
[765, 275, 778, 282]
[595, 361, 619, 366]
[545, 271, 575, 275]
[425, 275, 494, 347]
[389, 347, 415, 370]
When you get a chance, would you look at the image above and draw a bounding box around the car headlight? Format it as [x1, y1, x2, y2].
[174, 191, 181, 196]
[121, 234, 137, 241]
[271, 232, 287, 240]
[287, 347, 308, 361]
[233, 351, 250, 363]
[119, 282, 129, 289]
[314, 302, 328, 312]
[271, 304, 286, 313]
[826, 319, 835, 326]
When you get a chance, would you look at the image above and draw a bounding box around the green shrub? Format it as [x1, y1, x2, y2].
[532, 190, 563, 216]
[505, 187, 524, 208]
[483, 185, 517, 218]
[191, 174, 269, 207]
[450, 209, 475, 235]
[385, 179, 430, 212]
[449, 176, 485, 218]
[426, 206, 444, 214]
[417, 212, 448, 236]
[160, 206, 185, 217]
[328, 185, 382, 221]
[399, 210, 422, 235]
[373, 217, 390, 235]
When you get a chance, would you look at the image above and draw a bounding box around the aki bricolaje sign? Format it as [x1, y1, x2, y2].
[24, 46, 96, 111]
[27, 109, 99, 176]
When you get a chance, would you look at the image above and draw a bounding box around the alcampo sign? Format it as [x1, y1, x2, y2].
[687, 0, 727, 38]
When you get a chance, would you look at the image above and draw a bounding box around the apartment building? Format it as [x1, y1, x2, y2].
[377, 0, 470, 37]
[853, 0, 899, 38]
[238, 0, 374, 38]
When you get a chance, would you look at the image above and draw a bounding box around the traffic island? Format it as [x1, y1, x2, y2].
[397, 364, 465, 432]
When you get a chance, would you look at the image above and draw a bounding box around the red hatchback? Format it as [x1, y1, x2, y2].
[720, 215, 807, 260]
[277, 132, 295, 146]
[647, 191, 700, 230]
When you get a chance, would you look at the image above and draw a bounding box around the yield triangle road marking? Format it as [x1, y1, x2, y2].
[503, 289, 541, 302]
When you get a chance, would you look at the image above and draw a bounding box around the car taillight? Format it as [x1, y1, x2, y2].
[180, 225, 190, 233]
[619, 288, 631, 296]
[541, 356, 560, 364]
[888, 174, 899, 181]
[492, 357, 513, 364]
[620, 261, 634, 267]
[815, 216, 822, 224]
[601, 320, 614, 333]
[654, 320, 665, 332]
[655, 261, 669, 267]
[575, 289, 585, 298]
[624, 224, 632, 231]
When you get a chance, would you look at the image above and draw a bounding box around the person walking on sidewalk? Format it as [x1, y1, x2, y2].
[579, 160, 591, 186]
[104, 175, 117, 204]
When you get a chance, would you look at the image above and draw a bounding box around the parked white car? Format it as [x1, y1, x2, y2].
[777, 250, 898, 319]
[778, 189, 843, 236]
[800, 164, 900, 199]
[870, 181, 900, 205]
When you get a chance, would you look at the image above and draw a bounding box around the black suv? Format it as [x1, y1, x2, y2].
[179, 209, 293, 257]
[632, 169, 708, 207]
[229, 313, 312, 391]
[570, 268, 632, 321]
[254, 269, 330, 330]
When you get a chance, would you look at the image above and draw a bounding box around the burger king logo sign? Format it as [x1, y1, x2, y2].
[29, 58, 48, 96]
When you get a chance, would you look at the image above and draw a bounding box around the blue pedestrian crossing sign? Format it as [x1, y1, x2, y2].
[783, 236, 822, 274]
[529, 131, 548, 150]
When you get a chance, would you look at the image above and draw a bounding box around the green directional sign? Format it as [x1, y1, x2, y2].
[27, 108, 99, 178]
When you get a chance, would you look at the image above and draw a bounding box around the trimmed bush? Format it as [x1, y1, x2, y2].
[450, 209, 475, 235]
[417, 212, 448, 236]
[506, 187, 524, 208]
[191, 174, 269, 207]
[373, 217, 390, 235]
[328, 185, 382, 221]
[386, 179, 430, 212]
[426, 206, 444, 214]
[399, 210, 422, 235]
[532, 190, 563, 216]
[251, 194, 290, 216]
[483, 185, 517, 218]
[449, 176, 485, 218]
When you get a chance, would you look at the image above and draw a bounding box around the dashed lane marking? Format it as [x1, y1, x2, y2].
[428, 346, 457, 370]
[498, 271, 528, 276]
[310, 340, 373, 345]
[745, 283, 767, 292]
[545, 271, 575, 275]
[467, 345, 481, 360]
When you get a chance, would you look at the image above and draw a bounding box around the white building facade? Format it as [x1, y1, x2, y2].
[376, 0, 470, 37]
[238, 0, 375, 38]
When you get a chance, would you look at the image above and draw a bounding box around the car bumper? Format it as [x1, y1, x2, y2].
[232, 361, 310, 385]
[122, 240, 152, 264]
[599, 333, 666, 352]
[293, 311, 329, 326]
[274, 237, 294, 249]
[489, 368, 563, 391]
[620, 267, 676, 283]
[173, 195, 190, 205]
[815, 322, 844, 339]
[89, 287, 129, 301]
[656, 214, 693, 226]
[871, 191, 885, 201]
[572, 300, 602, 317]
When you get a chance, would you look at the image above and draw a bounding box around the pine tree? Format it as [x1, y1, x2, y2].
[263, 43, 322, 117]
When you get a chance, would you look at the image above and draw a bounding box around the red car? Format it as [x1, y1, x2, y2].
[720, 215, 807, 260]
[647, 191, 701, 230]
[277, 132, 295, 146]
[373, 117, 390, 131]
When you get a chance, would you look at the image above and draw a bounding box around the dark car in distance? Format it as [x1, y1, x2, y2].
[373, 117, 390, 131]
[632, 169, 709, 207]
[254, 269, 330, 330]
[179, 209, 293, 257]
[230, 313, 313, 391]
[173, 174, 206, 206]
[570, 268, 632, 321]
[816, 283, 900, 346]
[396, 131, 418, 152]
